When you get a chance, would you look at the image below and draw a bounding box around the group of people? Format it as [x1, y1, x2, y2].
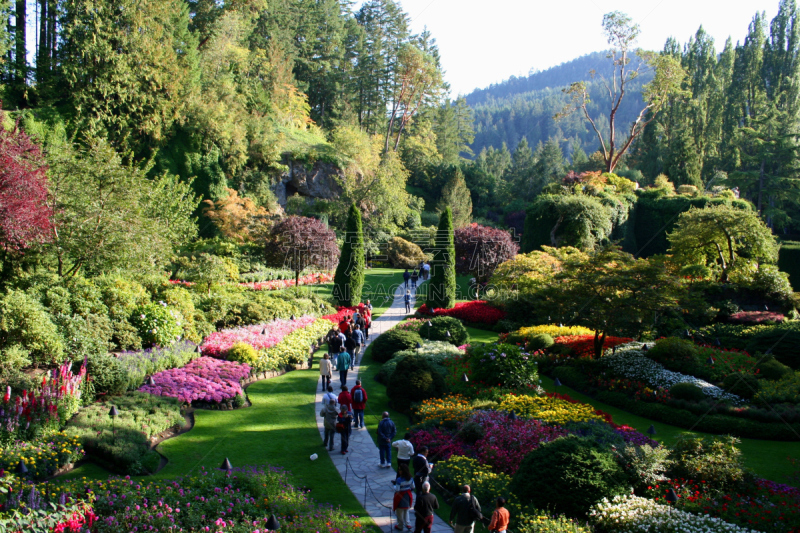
[319, 379, 368, 455]
[402, 262, 430, 290]
[319, 301, 373, 390]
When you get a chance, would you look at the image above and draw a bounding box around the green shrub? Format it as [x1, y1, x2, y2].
[467, 342, 539, 389]
[614, 443, 672, 491]
[746, 325, 800, 369]
[131, 302, 184, 347]
[668, 434, 749, 490]
[163, 286, 204, 343]
[377, 341, 459, 384]
[511, 436, 629, 518]
[86, 354, 129, 395]
[419, 316, 469, 346]
[551, 366, 590, 391]
[459, 420, 485, 444]
[753, 372, 800, 406]
[0, 290, 65, 366]
[721, 372, 759, 399]
[646, 337, 698, 365]
[371, 329, 423, 363]
[669, 382, 707, 402]
[386, 354, 447, 412]
[55, 312, 113, 360]
[529, 333, 554, 350]
[227, 342, 259, 365]
[387, 236, 427, 268]
[756, 358, 794, 381]
[563, 420, 625, 450]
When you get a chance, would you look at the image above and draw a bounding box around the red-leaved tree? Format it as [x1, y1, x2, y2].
[0, 113, 52, 251]
[454, 223, 519, 282]
[264, 215, 340, 289]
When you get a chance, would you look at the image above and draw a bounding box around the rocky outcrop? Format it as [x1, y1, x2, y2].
[273, 159, 344, 206]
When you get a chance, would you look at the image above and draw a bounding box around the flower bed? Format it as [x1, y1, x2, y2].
[256, 318, 332, 371]
[603, 343, 744, 404]
[415, 394, 474, 426]
[587, 375, 671, 404]
[417, 301, 506, 325]
[116, 341, 201, 391]
[322, 305, 368, 324]
[729, 310, 784, 324]
[497, 393, 608, 425]
[241, 272, 333, 291]
[139, 356, 250, 405]
[201, 315, 318, 358]
[553, 335, 633, 358]
[0, 432, 83, 481]
[502, 324, 596, 344]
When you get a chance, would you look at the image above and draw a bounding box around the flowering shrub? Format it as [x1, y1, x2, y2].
[497, 393, 607, 425]
[140, 357, 250, 405]
[587, 375, 671, 404]
[753, 371, 800, 406]
[729, 310, 784, 324]
[241, 272, 332, 291]
[0, 432, 83, 481]
[590, 494, 758, 532]
[115, 341, 201, 391]
[553, 335, 633, 358]
[466, 342, 539, 389]
[603, 343, 745, 405]
[201, 315, 318, 358]
[503, 324, 595, 344]
[614, 426, 659, 447]
[414, 395, 474, 426]
[131, 301, 184, 347]
[257, 318, 331, 371]
[417, 301, 506, 325]
[409, 427, 471, 462]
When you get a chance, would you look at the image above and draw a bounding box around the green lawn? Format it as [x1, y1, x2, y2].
[308, 268, 406, 316]
[414, 274, 474, 304]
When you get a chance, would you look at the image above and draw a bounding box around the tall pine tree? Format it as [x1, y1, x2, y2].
[437, 169, 472, 228]
[427, 207, 456, 309]
[334, 203, 365, 306]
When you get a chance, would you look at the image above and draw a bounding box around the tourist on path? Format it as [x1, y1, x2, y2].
[422, 262, 430, 280]
[338, 385, 353, 414]
[393, 463, 414, 530]
[403, 269, 411, 288]
[487, 497, 510, 533]
[323, 385, 338, 408]
[320, 398, 338, 451]
[450, 485, 482, 533]
[392, 432, 415, 470]
[352, 325, 365, 362]
[410, 270, 418, 289]
[336, 349, 352, 387]
[365, 299, 373, 311]
[404, 290, 412, 314]
[412, 446, 433, 496]
[355, 314, 368, 343]
[377, 411, 397, 468]
[337, 404, 353, 455]
[319, 353, 332, 391]
[328, 328, 343, 367]
[413, 482, 439, 533]
[339, 315, 351, 335]
[351, 380, 368, 429]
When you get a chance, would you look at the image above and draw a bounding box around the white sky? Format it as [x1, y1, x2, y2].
[361, 0, 781, 96]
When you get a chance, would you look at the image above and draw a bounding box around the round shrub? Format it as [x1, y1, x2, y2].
[563, 420, 625, 451]
[377, 341, 459, 384]
[419, 316, 469, 346]
[86, 354, 129, 396]
[510, 436, 628, 518]
[459, 420, 485, 444]
[386, 355, 446, 412]
[467, 342, 539, 389]
[668, 434, 747, 490]
[646, 337, 698, 366]
[756, 358, 793, 381]
[387, 237, 427, 268]
[131, 302, 184, 347]
[371, 329, 423, 363]
[0, 290, 65, 366]
[721, 372, 759, 400]
[227, 342, 259, 365]
[669, 382, 706, 402]
[527, 333, 554, 351]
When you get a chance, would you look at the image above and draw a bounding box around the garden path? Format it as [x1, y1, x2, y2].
[315, 280, 453, 533]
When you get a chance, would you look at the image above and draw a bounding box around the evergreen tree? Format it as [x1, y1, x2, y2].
[334, 203, 365, 306]
[437, 169, 472, 228]
[427, 207, 456, 309]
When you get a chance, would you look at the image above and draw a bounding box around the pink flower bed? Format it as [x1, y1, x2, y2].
[417, 301, 506, 325]
[139, 357, 250, 404]
[240, 272, 332, 291]
[729, 310, 784, 324]
[201, 315, 318, 358]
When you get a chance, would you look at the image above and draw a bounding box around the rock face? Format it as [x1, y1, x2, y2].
[273, 159, 344, 206]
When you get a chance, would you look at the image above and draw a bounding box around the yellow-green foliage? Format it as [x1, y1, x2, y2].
[387, 237, 427, 268]
[604, 173, 637, 194]
[257, 318, 331, 371]
[227, 342, 259, 365]
[508, 324, 595, 344]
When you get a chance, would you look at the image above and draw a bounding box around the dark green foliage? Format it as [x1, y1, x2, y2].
[756, 358, 793, 381]
[427, 208, 456, 309]
[669, 434, 749, 490]
[563, 420, 625, 451]
[370, 329, 423, 363]
[527, 333, 554, 350]
[778, 241, 800, 291]
[522, 195, 612, 252]
[458, 421, 485, 444]
[386, 354, 447, 412]
[646, 337, 699, 365]
[746, 325, 800, 369]
[376, 341, 459, 384]
[467, 343, 539, 389]
[722, 373, 759, 400]
[551, 366, 590, 391]
[669, 382, 707, 402]
[86, 354, 129, 396]
[0, 289, 65, 366]
[510, 436, 629, 518]
[419, 316, 469, 346]
[333, 204, 365, 306]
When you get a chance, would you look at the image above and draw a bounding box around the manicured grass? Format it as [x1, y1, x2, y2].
[465, 326, 499, 344]
[307, 268, 407, 316]
[414, 274, 474, 304]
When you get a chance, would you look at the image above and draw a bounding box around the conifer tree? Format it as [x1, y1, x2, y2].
[334, 203, 365, 306]
[437, 169, 472, 228]
[427, 207, 456, 309]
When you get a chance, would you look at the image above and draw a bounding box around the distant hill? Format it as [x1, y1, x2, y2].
[464, 52, 651, 159]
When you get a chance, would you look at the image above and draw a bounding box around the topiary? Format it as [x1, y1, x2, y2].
[419, 316, 469, 346]
[646, 337, 698, 366]
[510, 436, 628, 518]
[527, 333, 554, 351]
[722, 372, 759, 400]
[669, 382, 706, 402]
[387, 237, 427, 269]
[386, 355, 447, 412]
[755, 358, 793, 381]
[86, 354, 129, 396]
[227, 342, 259, 365]
[370, 329, 423, 363]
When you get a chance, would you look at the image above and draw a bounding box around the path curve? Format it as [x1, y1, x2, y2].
[315, 281, 452, 533]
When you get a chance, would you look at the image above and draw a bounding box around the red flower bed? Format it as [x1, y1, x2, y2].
[417, 301, 505, 325]
[322, 304, 371, 325]
[553, 335, 633, 357]
[729, 310, 784, 324]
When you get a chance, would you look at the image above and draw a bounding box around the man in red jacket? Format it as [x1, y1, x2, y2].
[350, 379, 368, 429]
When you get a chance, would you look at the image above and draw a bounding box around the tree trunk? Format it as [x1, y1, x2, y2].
[757, 158, 765, 215]
[550, 215, 563, 247]
[14, 0, 25, 86]
[593, 330, 606, 359]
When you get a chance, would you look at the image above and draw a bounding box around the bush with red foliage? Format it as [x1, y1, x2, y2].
[417, 300, 506, 325]
[453, 223, 519, 281]
[729, 311, 784, 324]
[553, 335, 633, 358]
[0, 113, 52, 251]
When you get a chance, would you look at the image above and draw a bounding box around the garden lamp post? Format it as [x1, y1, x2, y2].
[553, 377, 562, 393]
[642, 344, 649, 351]
[16, 459, 28, 476]
[262, 328, 269, 335]
[707, 357, 714, 365]
[446, 330, 451, 338]
[109, 405, 119, 443]
[196, 345, 203, 353]
[714, 338, 721, 347]
[220, 457, 233, 477]
[290, 314, 296, 321]
[666, 488, 679, 503]
[265, 514, 280, 531]
[612, 345, 617, 355]
[647, 425, 657, 436]
[146, 376, 156, 386]
[461, 373, 469, 382]
[684, 329, 691, 338]
[508, 410, 517, 421]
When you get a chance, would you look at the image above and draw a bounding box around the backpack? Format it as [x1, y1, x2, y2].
[467, 494, 483, 522]
[335, 422, 345, 433]
[352, 388, 364, 403]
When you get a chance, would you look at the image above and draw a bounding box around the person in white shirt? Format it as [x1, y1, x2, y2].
[319, 353, 333, 391]
[392, 432, 415, 470]
[323, 385, 338, 408]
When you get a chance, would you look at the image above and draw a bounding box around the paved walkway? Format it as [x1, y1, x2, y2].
[315, 280, 452, 533]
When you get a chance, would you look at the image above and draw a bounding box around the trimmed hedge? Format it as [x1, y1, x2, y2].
[386, 354, 447, 412]
[778, 241, 800, 291]
[418, 316, 469, 346]
[370, 329, 424, 363]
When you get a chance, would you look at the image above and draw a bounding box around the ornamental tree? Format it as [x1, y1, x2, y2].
[454, 223, 519, 283]
[333, 204, 365, 306]
[0, 115, 52, 252]
[427, 207, 456, 309]
[264, 215, 339, 290]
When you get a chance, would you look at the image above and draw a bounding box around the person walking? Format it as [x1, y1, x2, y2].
[362, 309, 371, 340]
[413, 482, 439, 533]
[351, 380, 368, 429]
[392, 432, 415, 470]
[338, 385, 353, 414]
[487, 497, 510, 533]
[403, 269, 411, 288]
[322, 385, 338, 408]
[412, 446, 433, 496]
[336, 347, 352, 387]
[320, 398, 338, 451]
[336, 404, 353, 455]
[450, 485, 482, 533]
[410, 270, 418, 289]
[352, 325, 365, 363]
[377, 411, 397, 468]
[365, 299, 373, 312]
[328, 328, 343, 367]
[319, 353, 332, 391]
[422, 262, 430, 281]
[393, 463, 414, 530]
[404, 290, 412, 314]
